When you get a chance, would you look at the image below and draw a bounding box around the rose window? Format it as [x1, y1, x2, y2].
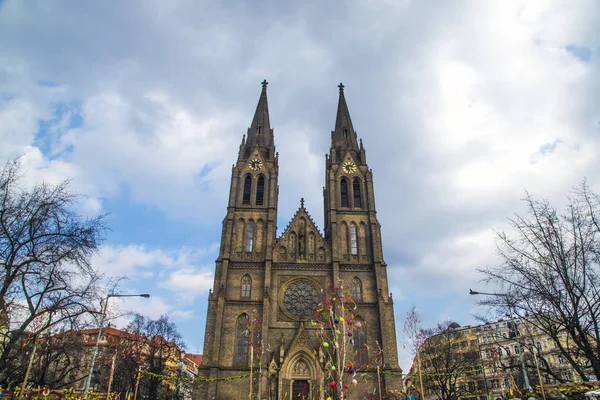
[283, 280, 319, 318]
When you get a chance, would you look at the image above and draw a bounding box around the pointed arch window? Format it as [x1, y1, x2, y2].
[235, 314, 249, 364]
[257, 125, 262, 135]
[241, 275, 252, 298]
[246, 220, 254, 252]
[351, 277, 362, 302]
[350, 223, 358, 255]
[353, 178, 362, 208]
[256, 175, 265, 205]
[353, 317, 368, 365]
[242, 175, 252, 205]
[340, 179, 349, 207]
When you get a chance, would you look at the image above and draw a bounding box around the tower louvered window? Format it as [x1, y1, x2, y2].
[242, 175, 252, 205]
[353, 178, 362, 208]
[256, 176, 265, 205]
[351, 277, 362, 301]
[340, 179, 349, 207]
[350, 223, 358, 255]
[246, 220, 254, 252]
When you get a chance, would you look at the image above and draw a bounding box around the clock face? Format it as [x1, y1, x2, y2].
[249, 158, 263, 170]
[342, 161, 357, 174]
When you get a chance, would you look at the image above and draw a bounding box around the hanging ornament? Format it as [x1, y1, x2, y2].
[347, 330, 353, 337]
[343, 383, 349, 389]
[323, 342, 330, 348]
[330, 381, 337, 388]
[334, 318, 339, 324]
[331, 365, 336, 371]
[352, 379, 358, 385]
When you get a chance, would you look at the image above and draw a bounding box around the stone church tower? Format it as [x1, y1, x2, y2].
[198, 82, 402, 399]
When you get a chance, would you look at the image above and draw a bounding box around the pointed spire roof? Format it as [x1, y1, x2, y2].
[332, 83, 359, 150]
[246, 79, 274, 152]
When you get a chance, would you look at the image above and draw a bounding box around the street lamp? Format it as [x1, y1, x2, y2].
[83, 293, 150, 398]
[469, 289, 531, 391]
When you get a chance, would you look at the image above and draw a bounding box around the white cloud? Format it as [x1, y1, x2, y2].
[160, 267, 214, 300]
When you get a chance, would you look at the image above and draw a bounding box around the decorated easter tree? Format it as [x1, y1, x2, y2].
[245, 306, 262, 400]
[312, 279, 363, 400]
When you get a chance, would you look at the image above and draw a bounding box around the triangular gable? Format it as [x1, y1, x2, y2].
[335, 150, 361, 178]
[273, 199, 330, 263]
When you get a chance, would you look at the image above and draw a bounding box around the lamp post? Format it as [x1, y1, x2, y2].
[84, 293, 150, 398]
[469, 289, 531, 391]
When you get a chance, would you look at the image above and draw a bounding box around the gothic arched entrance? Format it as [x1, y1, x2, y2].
[292, 379, 310, 399]
[280, 351, 321, 399]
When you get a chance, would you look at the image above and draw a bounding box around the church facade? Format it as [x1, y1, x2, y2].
[198, 82, 402, 399]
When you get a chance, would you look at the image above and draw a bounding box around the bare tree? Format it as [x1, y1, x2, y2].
[126, 314, 186, 400]
[478, 180, 600, 380]
[0, 157, 106, 385]
[30, 330, 89, 389]
[402, 306, 425, 400]
[419, 322, 481, 400]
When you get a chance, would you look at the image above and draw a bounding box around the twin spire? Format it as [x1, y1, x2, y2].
[332, 83, 359, 151]
[245, 80, 359, 153]
[245, 79, 273, 152]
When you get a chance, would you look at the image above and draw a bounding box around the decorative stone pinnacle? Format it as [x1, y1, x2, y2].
[262, 79, 268, 89]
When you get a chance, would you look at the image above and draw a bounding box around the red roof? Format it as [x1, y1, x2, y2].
[185, 353, 203, 366]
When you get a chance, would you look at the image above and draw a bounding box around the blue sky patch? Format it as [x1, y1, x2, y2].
[565, 44, 592, 62]
[37, 80, 61, 88]
[35, 100, 84, 157]
[539, 139, 562, 155]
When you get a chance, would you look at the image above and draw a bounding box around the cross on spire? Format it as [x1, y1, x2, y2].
[300, 198, 305, 208]
[262, 79, 268, 89]
[338, 82, 344, 93]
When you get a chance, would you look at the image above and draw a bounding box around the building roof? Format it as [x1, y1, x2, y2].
[185, 353, 203, 366]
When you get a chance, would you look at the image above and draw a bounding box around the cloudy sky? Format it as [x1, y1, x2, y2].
[1, 1, 599, 370]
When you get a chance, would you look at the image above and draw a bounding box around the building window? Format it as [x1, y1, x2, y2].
[257, 125, 262, 135]
[514, 345, 520, 354]
[246, 220, 254, 252]
[349, 223, 358, 255]
[536, 341, 543, 351]
[340, 179, 349, 207]
[351, 277, 362, 301]
[353, 178, 362, 208]
[235, 314, 249, 364]
[241, 275, 252, 298]
[557, 355, 565, 365]
[242, 175, 252, 205]
[256, 176, 265, 205]
[354, 317, 368, 365]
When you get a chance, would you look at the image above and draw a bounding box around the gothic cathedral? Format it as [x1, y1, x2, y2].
[198, 81, 402, 399]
